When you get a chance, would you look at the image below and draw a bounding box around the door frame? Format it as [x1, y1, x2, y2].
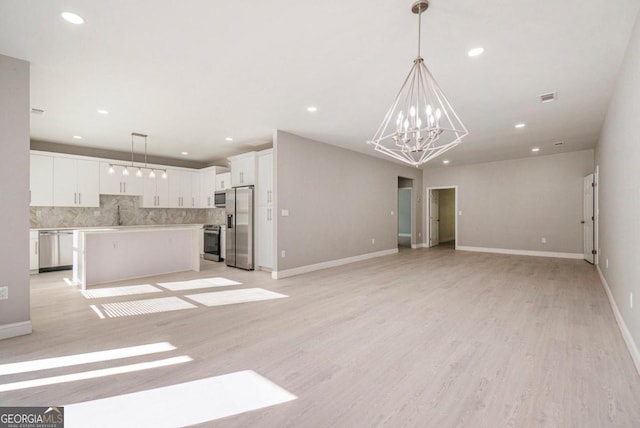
[397, 187, 413, 246]
[425, 186, 458, 249]
[594, 165, 600, 265]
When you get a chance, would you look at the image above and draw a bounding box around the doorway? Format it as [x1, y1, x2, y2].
[398, 177, 414, 248]
[426, 187, 457, 248]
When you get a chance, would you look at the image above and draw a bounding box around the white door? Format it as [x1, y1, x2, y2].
[583, 174, 594, 263]
[429, 189, 440, 247]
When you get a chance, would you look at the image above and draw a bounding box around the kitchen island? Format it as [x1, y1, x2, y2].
[72, 225, 201, 289]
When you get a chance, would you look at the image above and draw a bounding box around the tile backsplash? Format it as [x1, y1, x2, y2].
[30, 195, 226, 228]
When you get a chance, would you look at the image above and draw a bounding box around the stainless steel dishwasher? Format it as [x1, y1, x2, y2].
[39, 230, 74, 272]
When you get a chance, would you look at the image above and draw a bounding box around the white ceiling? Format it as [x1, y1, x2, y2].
[0, 0, 638, 167]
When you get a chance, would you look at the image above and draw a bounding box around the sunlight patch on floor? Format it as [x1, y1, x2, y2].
[100, 297, 196, 318]
[157, 277, 242, 291]
[0, 356, 192, 393]
[0, 342, 177, 376]
[65, 370, 297, 428]
[81, 284, 162, 299]
[185, 288, 288, 307]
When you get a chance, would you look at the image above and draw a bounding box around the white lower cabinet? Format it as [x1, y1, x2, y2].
[29, 231, 39, 272]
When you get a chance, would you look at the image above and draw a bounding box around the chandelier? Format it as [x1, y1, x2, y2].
[368, 0, 468, 167]
[107, 133, 167, 179]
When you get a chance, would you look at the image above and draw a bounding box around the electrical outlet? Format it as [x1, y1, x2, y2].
[281, 250, 286, 258]
[0, 286, 8, 300]
[371, 238, 375, 245]
[458, 210, 462, 216]
[541, 237, 547, 244]
[281, 209, 289, 217]
[391, 210, 394, 216]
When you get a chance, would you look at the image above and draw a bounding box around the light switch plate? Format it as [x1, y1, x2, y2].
[281, 209, 289, 217]
[0, 286, 8, 300]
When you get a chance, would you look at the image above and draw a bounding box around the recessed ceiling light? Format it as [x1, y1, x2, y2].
[515, 123, 526, 129]
[61, 12, 84, 25]
[181, 152, 189, 156]
[73, 135, 83, 139]
[225, 137, 233, 142]
[531, 147, 540, 152]
[97, 109, 109, 115]
[307, 106, 318, 112]
[468, 47, 484, 57]
[442, 159, 450, 164]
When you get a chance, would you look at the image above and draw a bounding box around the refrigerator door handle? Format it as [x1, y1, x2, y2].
[227, 214, 233, 229]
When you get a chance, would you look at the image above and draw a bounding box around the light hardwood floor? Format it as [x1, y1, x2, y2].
[2, 247, 640, 427]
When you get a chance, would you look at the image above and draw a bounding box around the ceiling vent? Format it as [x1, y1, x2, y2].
[31, 108, 45, 115]
[540, 92, 557, 103]
[553, 141, 564, 146]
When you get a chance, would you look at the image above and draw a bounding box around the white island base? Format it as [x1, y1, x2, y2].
[73, 226, 201, 289]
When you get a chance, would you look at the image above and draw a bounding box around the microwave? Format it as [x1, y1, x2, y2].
[214, 191, 226, 207]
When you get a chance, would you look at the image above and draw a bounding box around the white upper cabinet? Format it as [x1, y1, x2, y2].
[99, 162, 143, 196]
[190, 172, 200, 208]
[168, 169, 192, 208]
[215, 172, 231, 191]
[229, 152, 257, 186]
[30, 154, 53, 206]
[142, 174, 169, 208]
[200, 168, 217, 208]
[257, 150, 273, 207]
[52, 157, 99, 207]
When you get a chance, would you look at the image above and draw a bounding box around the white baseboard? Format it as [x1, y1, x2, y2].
[0, 321, 32, 340]
[398, 233, 411, 237]
[456, 246, 583, 260]
[272, 248, 398, 279]
[597, 266, 640, 376]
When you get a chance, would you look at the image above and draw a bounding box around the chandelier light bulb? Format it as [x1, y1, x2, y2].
[161, 171, 168, 179]
[149, 170, 156, 179]
[122, 167, 129, 177]
[136, 168, 143, 177]
[108, 165, 115, 175]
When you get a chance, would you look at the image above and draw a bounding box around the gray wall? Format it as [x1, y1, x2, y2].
[595, 10, 640, 350]
[274, 131, 423, 272]
[423, 150, 594, 253]
[398, 188, 411, 235]
[0, 55, 30, 332]
[438, 188, 456, 243]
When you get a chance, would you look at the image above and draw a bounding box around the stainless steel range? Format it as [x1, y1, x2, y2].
[203, 224, 221, 261]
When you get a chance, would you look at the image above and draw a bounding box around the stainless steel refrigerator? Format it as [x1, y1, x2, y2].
[225, 186, 254, 270]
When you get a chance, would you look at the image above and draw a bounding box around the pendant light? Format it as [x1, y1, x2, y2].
[107, 133, 168, 179]
[368, 0, 468, 167]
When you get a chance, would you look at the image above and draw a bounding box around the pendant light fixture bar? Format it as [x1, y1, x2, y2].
[368, 0, 468, 167]
[107, 133, 168, 179]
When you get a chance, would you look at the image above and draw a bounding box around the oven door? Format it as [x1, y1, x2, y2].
[203, 228, 221, 261]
